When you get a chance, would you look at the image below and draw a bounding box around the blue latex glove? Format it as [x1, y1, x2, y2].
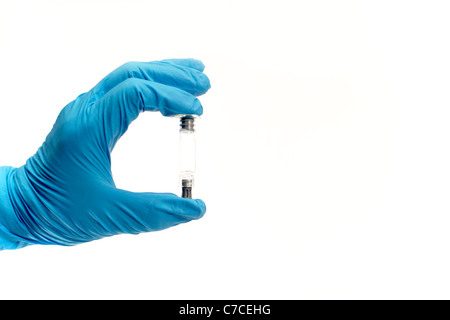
[0, 58, 210, 250]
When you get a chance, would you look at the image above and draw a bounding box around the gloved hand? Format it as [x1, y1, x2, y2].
[0, 58, 210, 250]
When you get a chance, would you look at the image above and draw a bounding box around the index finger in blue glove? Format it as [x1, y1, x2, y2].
[94, 78, 203, 152]
[93, 58, 210, 99]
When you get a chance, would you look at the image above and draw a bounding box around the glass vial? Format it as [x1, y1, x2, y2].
[179, 116, 196, 198]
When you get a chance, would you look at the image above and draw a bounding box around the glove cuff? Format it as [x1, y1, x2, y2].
[0, 166, 33, 250]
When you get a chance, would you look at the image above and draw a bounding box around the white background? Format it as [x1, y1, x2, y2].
[0, 0, 449, 299]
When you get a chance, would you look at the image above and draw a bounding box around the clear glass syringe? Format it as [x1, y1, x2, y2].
[179, 116, 196, 198]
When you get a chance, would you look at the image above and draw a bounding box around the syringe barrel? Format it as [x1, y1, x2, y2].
[179, 116, 196, 197]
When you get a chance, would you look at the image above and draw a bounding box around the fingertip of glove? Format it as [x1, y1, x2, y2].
[182, 198, 207, 220]
[192, 98, 204, 116]
[195, 199, 207, 217]
[189, 59, 206, 72]
[198, 72, 211, 94]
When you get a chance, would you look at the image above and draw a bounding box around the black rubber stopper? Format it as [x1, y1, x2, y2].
[182, 187, 192, 199]
[180, 116, 195, 131]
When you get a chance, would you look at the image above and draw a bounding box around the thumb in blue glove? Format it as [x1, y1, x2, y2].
[0, 58, 210, 250]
